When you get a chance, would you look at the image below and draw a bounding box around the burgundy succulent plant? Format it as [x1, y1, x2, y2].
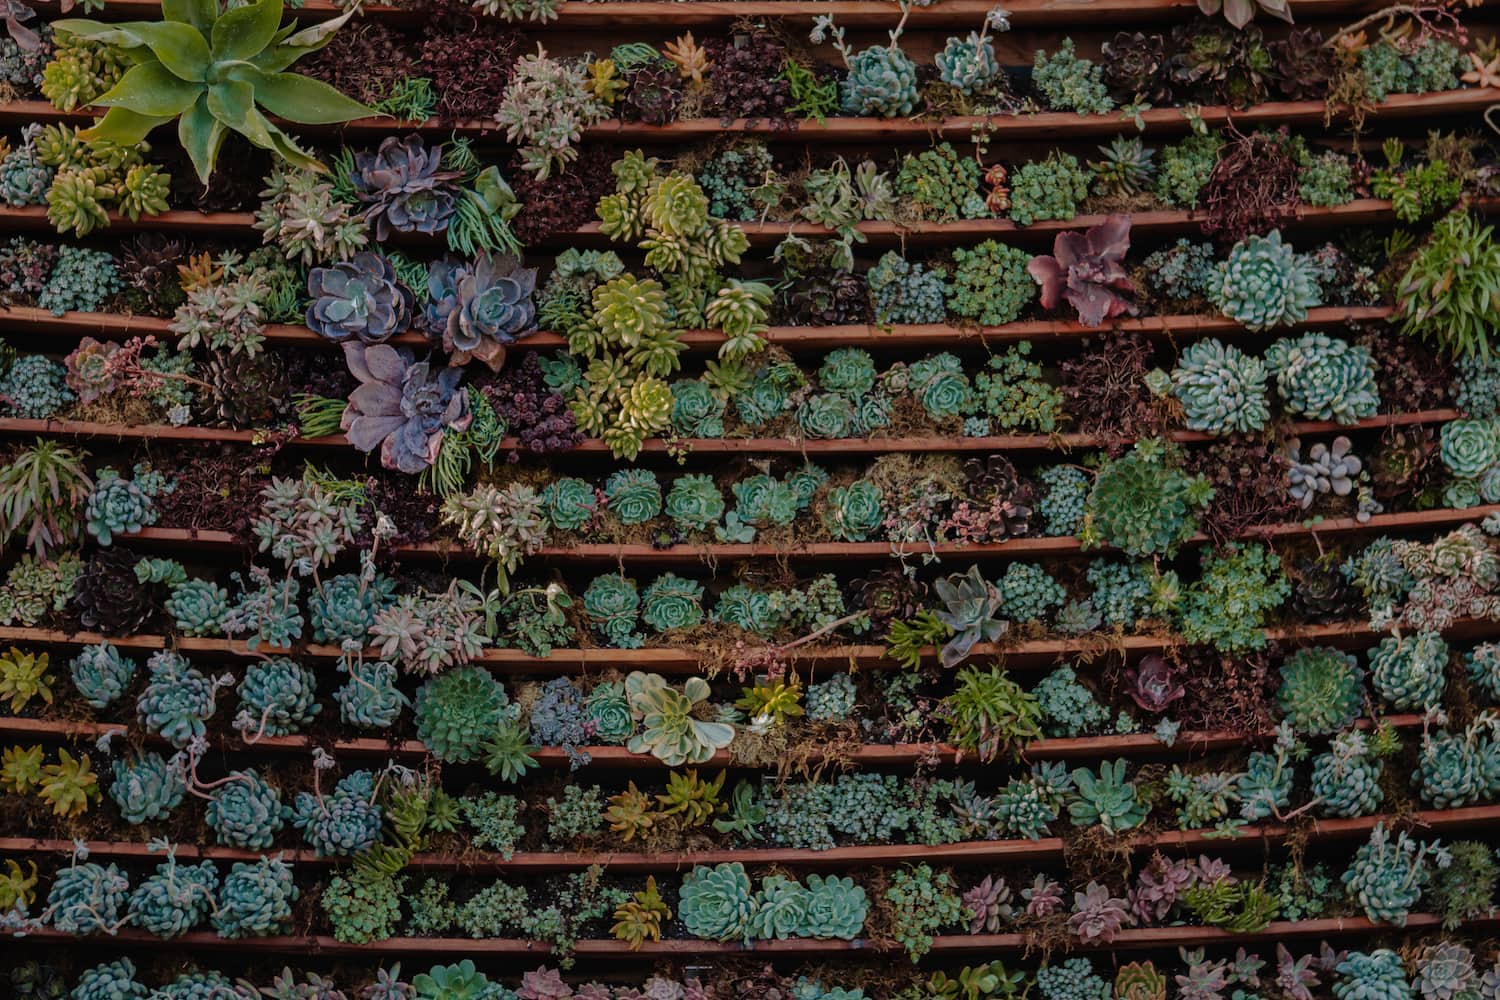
[1124, 655, 1186, 713]
[341, 343, 472, 474]
[1027, 215, 1138, 327]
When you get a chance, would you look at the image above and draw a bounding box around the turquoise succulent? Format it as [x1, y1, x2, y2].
[109, 752, 186, 825]
[206, 769, 287, 849]
[69, 641, 136, 709]
[679, 862, 755, 941]
[664, 473, 725, 532]
[823, 480, 883, 542]
[1368, 631, 1448, 711]
[1170, 339, 1270, 435]
[413, 666, 510, 762]
[584, 573, 642, 648]
[640, 573, 705, 633]
[1212, 230, 1322, 331]
[543, 477, 597, 532]
[236, 657, 320, 737]
[841, 45, 919, 117]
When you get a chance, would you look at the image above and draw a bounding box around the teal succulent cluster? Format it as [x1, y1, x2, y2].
[605, 468, 663, 525]
[679, 862, 868, 942]
[1008, 152, 1090, 227]
[1031, 39, 1113, 115]
[1083, 440, 1212, 557]
[840, 45, 920, 117]
[907, 352, 973, 421]
[71, 958, 148, 1000]
[543, 476, 598, 530]
[671, 378, 727, 438]
[895, 144, 987, 221]
[1170, 339, 1271, 435]
[310, 572, 397, 645]
[1212, 230, 1322, 331]
[84, 465, 169, 545]
[110, 751, 185, 825]
[998, 562, 1066, 623]
[1342, 824, 1450, 926]
[584, 572, 643, 648]
[1143, 239, 1217, 301]
[664, 473, 725, 533]
[935, 32, 1002, 95]
[164, 578, 231, 637]
[211, 856, 298, 938]
[46, 861, 130, 934]
[294, 770, 383, 856]
[640, 573, 705, 632]
[1311, 731, 1384, 817]
[1335, 950, 1414, 1000]
[37, 245, 120, 315]
[1416, 728, 1492, 809]
[1033, 666, 1110, 738]
[1360, 37, 1465, 102]
[237, 657, 320, 737]
[206, 770, 288, 850]
[130, 856, 218, 938]
[1264, 334, 1380, 424]
[336, 659, 409, 729]
[867, 252, 946, 324]
[1368, 631, 1448, 710]
[823, 480, 883, 541]
[69, 641, 135, 709]
[135, 651, 228, 748]
[1037, 465, 1090, 536]
[805, 672, 857, 722]
[1439, 418, 1500, 508]
[1175, 542, 1290, 653]
[0, 354, 74, 419]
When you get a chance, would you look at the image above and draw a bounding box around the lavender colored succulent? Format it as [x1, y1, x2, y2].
[353, 134, 463, 241]
[424, 252, 538, 371]
[1027, 215, 1138, 327]
[1124, 655, 1185, 713]
[306, 252, 414, 345]
[340, 343, 472, 474]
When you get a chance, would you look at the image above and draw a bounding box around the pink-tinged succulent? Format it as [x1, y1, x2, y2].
[963, 874, 1015, 933]
[1068, 880, 1133, 944]
[518, 966, 574, 1000]
[1022, 874, 1065, 917]
[1189, 855, 1234, 886]
[1125, 655, 1186, 713]
[340, 343, 472, 474]
[1276, 946, 1321, 1000]
[1129, 852, 1194, 924]
[574, 986, 614, 1000]
[1026, 215, 1139, 327]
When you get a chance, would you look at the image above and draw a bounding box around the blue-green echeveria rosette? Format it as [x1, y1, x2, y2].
[679, 862, 756, 941]
[819, 349, 878, 399]
[585, 680, 635, 743]
[840, 45, 920, 117]
[205, 769, 287, 849]
[306, 251, 414, 345]
[1263, 333, 1379, 424]
[787, 463, 829, 509]
[714, 583, 775, 636]
[665, 473, 725, 531]
[737, 365, 794, 426]
[605, 469, 663, 526]
[1212, 230, 1322, 331]
[1441, 418, 1500, 481]
[584, 573, 643, 648]
[733, 474, 799, 528]
[803, 873, 869, 939]
[85, 470, 155, 545]
[909, 352, 973, 420]
[109, 751, 185, 824]
[236, 656, 320, 737]
[543, 477, 598, 532]
[70, 641, 136, 709]
[823, 480, 884, 541]
[1170, 339, 1271, 435]
[641, 573, 705, 633]
[797, 392, 856, 439]
[672, 379, 727, 438]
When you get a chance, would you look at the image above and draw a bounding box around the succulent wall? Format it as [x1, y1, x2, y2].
[4, 0, 1500, 996]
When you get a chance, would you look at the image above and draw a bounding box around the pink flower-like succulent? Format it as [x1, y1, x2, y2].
[1027, 215, 1139, 327]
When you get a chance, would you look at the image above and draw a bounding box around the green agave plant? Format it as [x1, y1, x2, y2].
[55, 0, 375, 184]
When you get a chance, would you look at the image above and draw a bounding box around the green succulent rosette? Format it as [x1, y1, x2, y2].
[604, 468, 663, 526]
[543, 477, 598, 532]
[641, 572, 705, 633]
[796, 392, 856, 439]
[823, 480, 884, 542]
[664, 473, 725, 531]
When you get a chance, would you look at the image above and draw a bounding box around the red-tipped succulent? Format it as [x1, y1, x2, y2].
[1027, 215, 1139, 327]
[1124, 655, 1185, 713]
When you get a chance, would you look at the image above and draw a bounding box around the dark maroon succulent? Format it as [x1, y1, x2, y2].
[74, 548, 160, 636]
[1270, 28, 1333, 101]
[848, 569, 927, 625]
[1100, 31, 1170, 103]
[1124, 655, 1185, 713]
[622, 64, 683, 125]
[482, 353, 582, 460]
[1027, 216, 1138, 327]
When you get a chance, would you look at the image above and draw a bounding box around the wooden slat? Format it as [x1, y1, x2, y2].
[0, 305, 1398, 352]
[3, 88, 1488, 142]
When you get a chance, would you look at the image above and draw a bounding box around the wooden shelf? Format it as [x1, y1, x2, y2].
[0, 198, 1471, 249]
[0, 407, 1461, 456]
[28, 0, 1392, 29]
[0, 712, 1427, 768]
[10, 616, 1496, 675]
[0, 305, 1398, 353]
[17, 912, 1494, 956]
[5, 804, 1495, 873]
[4, 88, 1488, 144]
